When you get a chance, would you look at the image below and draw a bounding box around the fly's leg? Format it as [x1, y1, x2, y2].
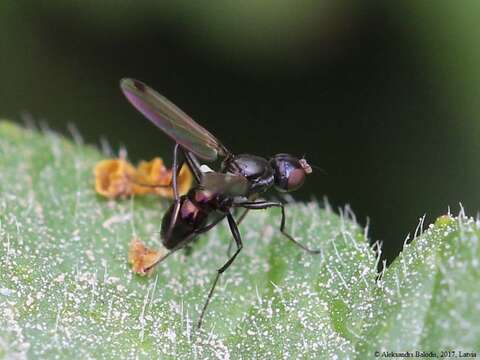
[142, 248, 176, 273]
[182, 150, 203, 183]
[165, 144, 182, 241]
[197, 212, 243, 329]
[234, 200, 321, 254]
[145, 144, 184, 269]
[226, 208, 250, 256]
[226, 193, 258, 255]
[127, 181, 171, 189]
[128, 144, 188, 190]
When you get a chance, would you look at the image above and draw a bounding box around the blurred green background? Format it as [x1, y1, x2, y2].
[1, 1, 479, 263]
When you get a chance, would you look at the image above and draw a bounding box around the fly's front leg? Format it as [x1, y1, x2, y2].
[234, 200, 321, 254]
[183, 150, 203, 183]
[129, 144, 187, 191]
[197, 212, 243, 329]
[165, 144, 182, 241]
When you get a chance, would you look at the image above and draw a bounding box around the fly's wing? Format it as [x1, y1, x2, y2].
[120, 78, 228, 161]
[200, 172, 249, 197]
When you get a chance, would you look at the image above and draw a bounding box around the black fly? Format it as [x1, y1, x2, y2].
[120, 78, 320, 328]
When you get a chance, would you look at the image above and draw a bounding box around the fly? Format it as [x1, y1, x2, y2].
[120, 78, 320, 329]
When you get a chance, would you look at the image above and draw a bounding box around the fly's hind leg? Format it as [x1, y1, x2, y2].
[197, 212, 242, 329]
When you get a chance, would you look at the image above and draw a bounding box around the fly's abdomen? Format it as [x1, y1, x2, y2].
[161, 195, 208, 250]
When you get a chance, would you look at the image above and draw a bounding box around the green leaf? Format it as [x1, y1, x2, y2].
[357, 214, 480, 355]
[0, 121, 478, 358]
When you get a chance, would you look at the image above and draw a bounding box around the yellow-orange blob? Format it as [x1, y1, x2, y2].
[136, 157, 193, 198]
[94, 159, 137, 198]
[128, 238, 166, 276]
[94, 157, 193, 199]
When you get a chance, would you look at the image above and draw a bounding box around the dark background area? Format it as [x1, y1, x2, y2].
[1, 2, 479, 263]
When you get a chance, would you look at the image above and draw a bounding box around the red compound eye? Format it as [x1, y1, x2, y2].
[286, 168, 306, 191]
[270, 154, 311, 193]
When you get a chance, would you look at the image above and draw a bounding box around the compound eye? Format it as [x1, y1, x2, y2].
[286, 168, 306, 191]
[271, 154, 311, 192]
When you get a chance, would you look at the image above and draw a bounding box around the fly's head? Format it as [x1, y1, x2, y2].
[269, 154, 312, 193]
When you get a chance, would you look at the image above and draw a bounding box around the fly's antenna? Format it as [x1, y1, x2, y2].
[301, 153, 327, 175]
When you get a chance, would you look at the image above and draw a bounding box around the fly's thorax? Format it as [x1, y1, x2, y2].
[224, 154, 274, 194]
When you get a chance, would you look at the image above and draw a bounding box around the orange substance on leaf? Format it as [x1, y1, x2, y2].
[94, 159, 137, 198]
[136, 157, 193, 198]
[128, 238, 165, 275]
[94, 157, 193, 199]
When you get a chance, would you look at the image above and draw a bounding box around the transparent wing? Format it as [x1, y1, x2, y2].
[200, 172, 249, 197]
[120, 78, 228, 161]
